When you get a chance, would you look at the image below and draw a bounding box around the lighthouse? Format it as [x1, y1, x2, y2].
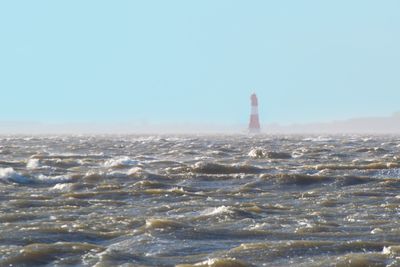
[249, 93, 261, 133]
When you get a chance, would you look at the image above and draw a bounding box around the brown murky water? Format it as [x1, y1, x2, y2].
[0, 135, 400, 266]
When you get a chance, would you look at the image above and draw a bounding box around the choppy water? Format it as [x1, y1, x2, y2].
[1, 135, 400, 267]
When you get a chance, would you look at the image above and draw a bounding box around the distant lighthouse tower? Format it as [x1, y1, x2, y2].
[249, 93, 261, 133]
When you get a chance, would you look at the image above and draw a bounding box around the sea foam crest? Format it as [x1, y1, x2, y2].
[248, 148, 292, 159]
[201, 206, 233, 216]
[104, 156, 140, 168]
[26, 158, 40, 169]
[248, 148, 266, 159]
[51, 183, 73, 191]
[36, 174, 73, 184]
[0, 167, 31, 184]
[184, 257, 248, 267]
[0, 167, 72, 185]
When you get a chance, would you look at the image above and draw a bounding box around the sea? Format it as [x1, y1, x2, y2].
[0, 135, 399, 267]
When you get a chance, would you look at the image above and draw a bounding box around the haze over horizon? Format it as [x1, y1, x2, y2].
[1, 112, 400, 134]
[1, 0, 400, 131]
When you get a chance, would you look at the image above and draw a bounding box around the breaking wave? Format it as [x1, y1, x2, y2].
[248, 148, 292, 159]
[0, 168, 31, 184]
[0, 167, 73, 185]
[176, 258, 250, 267]
[103, 156, 140, 169]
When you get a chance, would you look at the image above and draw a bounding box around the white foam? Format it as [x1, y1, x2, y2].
[0, 167, 31, 184]
[383, 246, 391, 255]
[0, 167, 19, 179]
[193, 258, 242, 266]
[51, 183, 73, 191]
[26, 158, 40, 170]
[127, 167, 144, 175]
[36, 174, 72, 184]
[104, 156, 140, 168]
[248, 148, 266, 159]
[371, 228, 383, 234]
[303, 136, 333, 142]
[201, 206, 233, 216]
[292, 151, 304, 158]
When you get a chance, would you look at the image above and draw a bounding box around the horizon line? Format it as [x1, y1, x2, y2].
[0, 113, 400, 134]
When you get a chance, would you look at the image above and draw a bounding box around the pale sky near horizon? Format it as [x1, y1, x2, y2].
[1, 0, 399, 126]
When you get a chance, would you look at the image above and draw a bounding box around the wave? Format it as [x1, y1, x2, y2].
[198, 205, 261, 220]
[176, 257, 250, 267]
[30, 152, 104, 160]
[145, 218, 186, 230]
[42, 158, 84, 169]
[200, 206, 234, 216]
[228, 240, 397, 265]
[248, 148, 292, 159]
[258, 173, 374, 187]
[103, 156, 140, 169]
[314, 162, 399, 170]
[26, 159, 40, 170]
[192, 162, 262, 174]
[303, 136, 334, 142]
[0, 160, 26, 168]
[51, 183, 74, 192]
[0, 168, 31, 184]
[36, 174, 74, 184]
[141, 187, 189, 196]
[260, 173, 333, 186]
[383, 245, 400, 256]
[0, 242, 104, 266]
[0, 167, 73, 185]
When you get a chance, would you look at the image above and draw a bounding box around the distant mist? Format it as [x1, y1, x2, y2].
[1, 113, 400, 135]
[266, 113, 400, 134]
[0, 121, 243, 135]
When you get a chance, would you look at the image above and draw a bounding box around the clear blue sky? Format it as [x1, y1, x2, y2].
[1, 0, 399, 125]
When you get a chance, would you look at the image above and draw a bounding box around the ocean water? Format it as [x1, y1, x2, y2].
[0, 135, 400, 267]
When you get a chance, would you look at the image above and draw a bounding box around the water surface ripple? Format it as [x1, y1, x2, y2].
[0, 135, 400, 266]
